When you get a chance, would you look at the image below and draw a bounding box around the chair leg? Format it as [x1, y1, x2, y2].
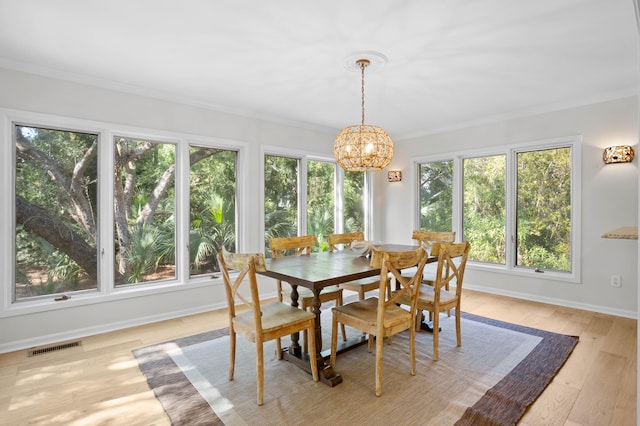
[330, 313, 339, 368]
[303, 330, 309, 354]
[409, 322, 416, 376]
[275, 337, 283, 360]
[301, 299, 310, 352]
[276, 280, 284, 302]
[229, 329, 236, 380]
[455, 306, 462, 347]
[307, 322, 319, 382]
[375, 331, 384, 397]
[256, 341, 264, 405]
[337, 293, 347, 342]
[432, 311, 440, 362]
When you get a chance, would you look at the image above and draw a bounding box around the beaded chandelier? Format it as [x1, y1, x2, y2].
[334, 59, 394, 171]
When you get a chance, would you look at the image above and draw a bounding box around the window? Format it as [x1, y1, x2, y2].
[188, 146, 237, 276]
[264, 155, 299, 255]
[264, 152, 368, 255]
[113, 137, 177, 286]
[516, 147, 572, 271]
[418, 160, 453, 231]
[343, 170, 365, 233]
[307, 160, 335, 250]
[463, 155, 506, 264]
[9, 114, 243, 311]
[14, 125, 99, 300]
[417, 137, 579, 279]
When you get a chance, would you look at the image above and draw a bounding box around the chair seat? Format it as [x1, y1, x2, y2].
[281, 285, 342, 302]
[332, 298, 412, 335]
[415, 285, 457, 305]
[233, 301, 316, 342]
[339, 277, 379, 289]
[395, 285, 457, 311]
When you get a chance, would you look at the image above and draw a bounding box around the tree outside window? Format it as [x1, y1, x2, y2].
[419, 160, 453, 232]
[463, 155, 506, 264]
[418, 142, 575, 275]
[189, 147, 237, 276]
[14, 125, 99, 299]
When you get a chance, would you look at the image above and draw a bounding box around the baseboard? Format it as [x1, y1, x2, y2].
[464, 283, 638, 319]
[0, 301, 227, 354]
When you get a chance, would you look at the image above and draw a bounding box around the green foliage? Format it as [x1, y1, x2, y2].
[419, 161, 453, 231]
[189, 149, 237, 274]
[307, 161, 335, 249]
[264, 155, 298, 251]
[190, 193, 236, 273]
[15, 126, 98, 298]
[516, 148, 571, 271]
[344, 171, 365, 232]
[307, 207, 333, 252]
[124, 224, 161, 283]
[463, 155, 506, 263]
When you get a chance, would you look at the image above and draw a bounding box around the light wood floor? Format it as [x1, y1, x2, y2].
[0, 289, 636, 426]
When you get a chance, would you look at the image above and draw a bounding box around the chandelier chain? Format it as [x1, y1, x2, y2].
[360, 61, 365, 126]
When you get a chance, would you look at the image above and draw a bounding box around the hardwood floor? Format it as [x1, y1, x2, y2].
[0, 289, 636, 425]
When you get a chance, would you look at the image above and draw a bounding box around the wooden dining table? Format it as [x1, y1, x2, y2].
[259, 244, 428, 386]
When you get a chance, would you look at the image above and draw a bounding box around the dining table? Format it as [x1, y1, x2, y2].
[259, 244, 432, 386]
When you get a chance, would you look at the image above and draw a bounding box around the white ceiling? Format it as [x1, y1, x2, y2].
[0, 0, 637, 140]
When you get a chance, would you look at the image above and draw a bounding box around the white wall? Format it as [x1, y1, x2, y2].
[0, 67, 637, 354]
[0, 68, 336, 352]
[374, 96, 638, 317]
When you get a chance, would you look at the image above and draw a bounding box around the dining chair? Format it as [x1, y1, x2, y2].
[218, 247, 319, 405]
[411, 230, 456, 282]
[328, 232, 381, 300]
[409, 230, 456, 319]
[395, 241, 470, 361]
[269, 235, 346, 352]
[329, 246, 428, 397]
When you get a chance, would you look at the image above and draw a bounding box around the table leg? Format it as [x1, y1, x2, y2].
[282, 287, 343, 387]
[288, 284, 302, 356]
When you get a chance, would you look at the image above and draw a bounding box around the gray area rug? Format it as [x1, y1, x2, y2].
[134, 312, 578, 425]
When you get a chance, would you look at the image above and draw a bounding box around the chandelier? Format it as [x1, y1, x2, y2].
[333, 58, 394, 171]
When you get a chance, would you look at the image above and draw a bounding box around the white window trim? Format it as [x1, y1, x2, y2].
[259, 146, 372, 251]
[1, 108, 248, 318]
[414, 135, 582, 284]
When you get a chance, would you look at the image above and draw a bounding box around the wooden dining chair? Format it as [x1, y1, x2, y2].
[269, 235, 346, 352]
[329, 246, 428, 397]
[328, 232, 380, 300]
[218, 247, 319, 405]
[395, 241, 470, 361]
[410, 230, 456, 318]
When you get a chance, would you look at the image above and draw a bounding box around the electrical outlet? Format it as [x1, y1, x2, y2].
[610, 275, 621, 287]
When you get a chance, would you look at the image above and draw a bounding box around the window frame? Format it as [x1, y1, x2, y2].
[414, 135, 582, 283]
[1, 108, 248, 318]
[260, 145, 371, 254]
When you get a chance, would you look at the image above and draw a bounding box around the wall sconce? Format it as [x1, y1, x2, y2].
[603, 146, 634, 164]
[387, 170, 402, 182]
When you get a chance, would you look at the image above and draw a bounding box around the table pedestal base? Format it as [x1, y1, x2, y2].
[281, 334, 369, 386]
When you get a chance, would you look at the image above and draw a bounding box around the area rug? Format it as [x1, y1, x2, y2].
[133, 312, 578, 426]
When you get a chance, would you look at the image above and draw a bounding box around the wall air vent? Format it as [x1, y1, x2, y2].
[28, 341, 81, 357]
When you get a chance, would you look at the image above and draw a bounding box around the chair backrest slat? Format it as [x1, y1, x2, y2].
[371, 247, 428, 326]
[327, 232, 365, 252]
[411, 230, 455, 256]
[218, 247, 267, 333]
[433, 242, 470, 296]
[270, 235, 317, 258]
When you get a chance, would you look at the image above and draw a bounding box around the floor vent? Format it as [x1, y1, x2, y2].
[28, 341, 81, 357]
